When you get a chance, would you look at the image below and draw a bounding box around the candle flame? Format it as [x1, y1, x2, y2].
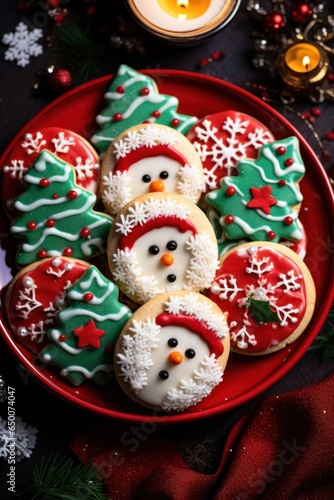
[177, 0, 189, 7]
[302, 55, 311, 69]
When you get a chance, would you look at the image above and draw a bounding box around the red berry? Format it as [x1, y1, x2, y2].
[80, 227, 90, 238]
[226, 186, 236, 196]
[63, 247, 73, 256]
[27, 221, 37, 230]
[224, 215, 234, 224]
[116, 85, 125, 94]
[284, 158, 294, 167]
[171, 118, 180, 127]
[46, 219, 55, 227]
[152, 110, 160, 118]
[278, 179, 286, 187]
[59, 334, 67, 342]
[38, 249, 48, 258]
[113, 113, 122, 122]
[267, 231, 276, 240]
[84, 292, 94, 302]
[67, 189, 77, 199]
[140, 87, 150, 96]
[39, 178, 50, 187]
[276, 146, 286, 155]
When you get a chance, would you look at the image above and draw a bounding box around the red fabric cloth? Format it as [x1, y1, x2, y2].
[71, 372, 334, 499]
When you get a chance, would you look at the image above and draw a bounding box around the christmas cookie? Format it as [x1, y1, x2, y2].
[115, 291, 230, 412]
[1, 127, 100, 221]
[186, 110, 274, 195]
[90, 64, 198, 153]
[207, 241, 316, 355]
[10, 150, 112, 268]
[100, 123, 204, 216]
[207, 207, 307, 260]
[107, 192, 219, 304]
[4, 256, 90, 354]
[39, 265, 132, 386]
[206, 137, 305, 243]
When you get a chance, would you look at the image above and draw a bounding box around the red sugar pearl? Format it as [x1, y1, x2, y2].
[84, 292, 94, 302]
[224, 214, 234, 224]
[325, 131, 334, 141]
[52, 193, 59, 199]
[276, 146, 286, 155]
[27, 221, 37, 230]
[46, 219, 55, 227]
[113, 112, 122, 122]
[140, 87, 150, 96]
[226, 186, 236, 196]
[105, 344, 114, 354]
[267, 231, 276, 240]
[311, 107, 321, 117]
[284, 158, 294, 167]
[284, 216, 293, 225]
[63, 247, 73, 256]
[116, 85, 125, 93]
[80, 227, 90, 238]
[152, 110, 160, 118]
[171, 118, 180, 127]
[59, 334, 67, 342]
[278, 179, 286, 187]
[39, 178, 50, 187]
[67, 189, 77, 199]
[38, 249, 48, 258]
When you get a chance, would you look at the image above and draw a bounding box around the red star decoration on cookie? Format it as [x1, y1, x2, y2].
[247, 186, 277, 214]
[72, 320, 105, 349]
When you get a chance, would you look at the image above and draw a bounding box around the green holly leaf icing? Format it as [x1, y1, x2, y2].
[205, 137, 305, 243]
[39, 266, 132, 386]
[11, 150, 112, 267]
[90, 64, 198, 153]
[246, 296, 281, 324]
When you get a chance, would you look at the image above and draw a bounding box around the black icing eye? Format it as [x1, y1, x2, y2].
[166, 240, 177, 251]
[167, 274, 176, 282]
[159, 171, 169, 180]
[159, 370, 169, 380]
[168, 338, 178, 348]
[185, 349, 196, 359]
[142, 174, 151, 183]
[149, 245, 160, 255]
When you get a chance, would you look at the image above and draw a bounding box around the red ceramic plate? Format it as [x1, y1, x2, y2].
[0, 70, 333, 423]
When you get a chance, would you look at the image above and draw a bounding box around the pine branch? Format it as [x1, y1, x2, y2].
[18, 455, 109, 500]
[309, 305, 334, 362]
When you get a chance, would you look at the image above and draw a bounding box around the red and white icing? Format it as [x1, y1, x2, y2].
[208, 243, 309, 353]
[186, 110, 274, 194]
[4, 257, 89, 353]
[2, 127, 100, 220]
[101, 125, 204, 216]
[110, 195, 219, 303]
[116, 292, 229, 411]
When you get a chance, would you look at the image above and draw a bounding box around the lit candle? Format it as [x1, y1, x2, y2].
[276, 41, 329, 91]
[126, 0, 240, 43]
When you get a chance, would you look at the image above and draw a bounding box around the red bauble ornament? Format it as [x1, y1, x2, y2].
[264, 12, 285, 32]
[47, 68, 72, 94]
[291, 2, 313, 24]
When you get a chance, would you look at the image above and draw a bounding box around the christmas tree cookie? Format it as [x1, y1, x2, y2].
[206, 137, 305, 243]
[90, 64, 198, 153]
[39, 265, 132, 386]
[10, 150, 112, 267]
[114, 291, 230, 412]
[207, 242, 316, 355]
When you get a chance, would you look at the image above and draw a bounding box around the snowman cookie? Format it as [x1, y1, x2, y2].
[207, 241, 316, 355]
[39, 265, 132, 386]
[186, 110, 274, 195]
[115, 291, 230, 412]
[4, 257, 90, 354]
[1, 127, 100, 221]
[100, 123, 204, 217]
[107, 192, 219, 304]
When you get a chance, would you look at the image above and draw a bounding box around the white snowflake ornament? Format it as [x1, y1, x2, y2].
[2, 22, 43, 67]
[0, 416, 38, 461]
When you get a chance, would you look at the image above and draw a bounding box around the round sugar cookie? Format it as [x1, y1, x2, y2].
[100, 123, 204, 217]
[4, 256, 90, 354]
[107, 192, 219, 304]
[207, 241, 316, 355]
[186, 110, 275, 195]
[1, 126, 100, 221]
[114, 291, 230, 412]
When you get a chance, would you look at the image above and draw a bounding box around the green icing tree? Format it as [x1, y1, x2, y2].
[40, 266, 132, 386]
[206, 137, 305, 243]
[90, 64, 198, 153]
[11, 150, 112, 267]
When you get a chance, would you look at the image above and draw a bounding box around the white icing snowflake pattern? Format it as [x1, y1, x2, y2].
[211, 247, 302, 349]
[2, 22, 43, 67]
[0, 416, 38, 461]
[193, 117, 272, 190]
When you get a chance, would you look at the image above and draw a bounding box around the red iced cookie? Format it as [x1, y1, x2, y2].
[186, 110, 274, 195]
[4, 256, 90, 354]
[207, 241, 316, 355]
[1, 127, 100, 220]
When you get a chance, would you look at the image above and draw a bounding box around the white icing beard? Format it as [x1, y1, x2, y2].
[138, 325, 210, 406]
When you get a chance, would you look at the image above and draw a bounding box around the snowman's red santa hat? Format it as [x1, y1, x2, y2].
[114, 143, 188, 174]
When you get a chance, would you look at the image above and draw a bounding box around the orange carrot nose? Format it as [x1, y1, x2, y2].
[160, 253, 174, 266]
[168, 351, 183, 365]
[150, 180, 165, 192]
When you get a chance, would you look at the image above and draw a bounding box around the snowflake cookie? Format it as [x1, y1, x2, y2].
[4, 257, 90, 354]
[39, 265, 132, 386]
[115, 291, 230, 412]
[100, 123, 204, 217]
[107, 192, 219, 304]
[90, 64, 198, 153]
[1, 127, 100, 221]
[186, 110, 274, 195]
[2, 22, 43, 67]
[207, 241, 316, 355]
[206, 137, 305, 243]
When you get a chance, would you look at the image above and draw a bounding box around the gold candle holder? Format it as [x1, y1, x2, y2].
[276, 41, 329, 91]
[125, 0, 241, 44]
